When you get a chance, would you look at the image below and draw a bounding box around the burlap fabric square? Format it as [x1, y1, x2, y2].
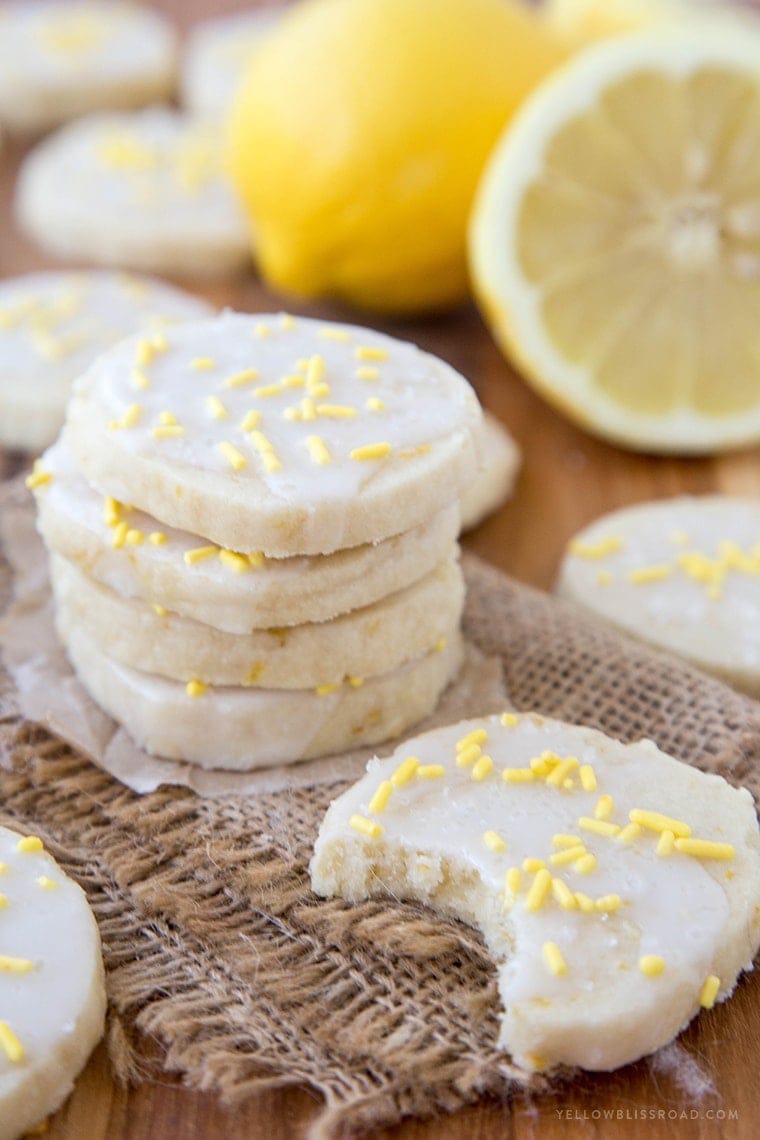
[1, 483, 759, 1138]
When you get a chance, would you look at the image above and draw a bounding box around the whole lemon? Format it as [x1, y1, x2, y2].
[228, 0, 563, 315]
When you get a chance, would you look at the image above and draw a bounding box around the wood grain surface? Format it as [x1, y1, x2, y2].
[1, 2, 759, 1136]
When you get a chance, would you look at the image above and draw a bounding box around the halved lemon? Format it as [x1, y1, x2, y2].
[470, 31, 760, 453]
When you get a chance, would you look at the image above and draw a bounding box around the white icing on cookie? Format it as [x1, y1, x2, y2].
[557, 496, 760, 697]
[0, 826, 105, 1140]
[181, 6, 284, 120]
[311, 714, 760, 1072]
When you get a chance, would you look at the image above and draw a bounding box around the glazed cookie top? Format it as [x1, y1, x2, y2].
[65, 311, 482, 555]
[181, 6, 283, 120]
[0, 270, 212, 408]
[0, 2, 175, 132]
[0, 826, 105, 1088]
[311, 713, 760, 1072]
[557, 497, 760, 691]
[17, 107, 248, 240]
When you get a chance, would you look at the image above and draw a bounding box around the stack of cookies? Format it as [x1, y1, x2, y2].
[31, 311, 482, 771]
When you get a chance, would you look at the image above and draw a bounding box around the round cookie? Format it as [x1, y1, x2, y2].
[34, 440, 461, 633]
[63, 311, 482, 555]
[16, 108, 250, 277]
[557, 497, 760, 697]
[0, 1, 176, 135]
[311, 713, 760, 1073]
[0, 271, 213, 452]
[181, 6, 284, 120]
[57, 618, 464, 770]
[50, 551, 464, 688]
[460, 411, 521, 532]
[0, 826, 106, 1140]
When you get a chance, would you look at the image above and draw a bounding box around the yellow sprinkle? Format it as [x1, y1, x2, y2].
[347, 676, 364, 688]
[186, 680, 207, 697]
[254, 322, 271, 338]
[524, 868, 552, 912]
[355, 366, 380, 381]
[502, 767, 535, 784]
[295, 358, 310, 371]
[596, 570, 613, 586]
[25, 465, 52, 490]
[135, 337, 156, 366]
[111, 520, 129, 549]
[551, 878, 577, 910]
[0, 895, 6, 909]
[16, 835, 43, 853]
[670, 529, 690, 546]
[36, 875, 58, 890]
[184, 545, 217, 565]
[150, 332, 168, 353]
[575, 892, 595, 914]
[456, 728, 488, 751]
[417, 763, 444, 779]
[318, 326, 350, 342]
[483, 830, 506, 853]
[306, 435, 331, 466]
[434, 636, 447, 653]
[542, 941, 568, 976]
[355, 346, 389, 362]
[219, 549, 249, 573]
[366, 397, 385, 412]
[152, 604, 168, 617]
[224, 367, 259, 388]
[315, 683, 338, 696]
[629, 809, 691, 838]
[391, 756, 419, 787]
[595, 894, 621, 913]
[103, 496, 121, 526]
[253, 383, 283, 398]
[546, 756, 579, 787]
[550, 844, 587, 867]
[471, 755, 494, 782]
[456, 742, 482, 768]
[579, 765, 597, 792]
[569, 535, 624, 560]
[674, 838, 735, 861]
[279, 374, 305, 390]
[191, 357, 215, 370]
[656, 829, 676, 857]
[152, 424, 185, 439]
[563, 778, 575, 790]
[368, 780, 393, 815]
[579, 817, 620, 839]
[248, 551, 265, 568]
[639, 955, 665, 977]
[261, 450, 282, 473]
[240, 408, 262, 432]
[629, 564, 673, 585]
[574, 853, 597, 875]
[279, 314, 296, 330]
[700, 974, 720, 1009]
[157, 410, 177, 425]
[148, 531, 167, 545]
[0, 1022, 24, 1063]
[125, 528, 144, 546]
[206, 395, 228, 420]
[350, 442, 392, 462]
[219, 441, 247, 471]
[552, 834, 582, 848]
[500, 712, 519, 728]
[305, 353, 327, 390]
[523, 857, 546, 873]
[505, 867, 521, 894]
[0, 955, 34, 973]
[594, 794, 614, 821]
[349, 814, 383, 839]
[617, 822, 642, 844]
[316, 403, 357, 419]
[109, 402, 142, 430]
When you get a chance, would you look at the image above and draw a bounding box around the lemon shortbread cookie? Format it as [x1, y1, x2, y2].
[558, 497, 760, 697]
[0, 826, 106, 1140]
[0, 271, 213, 452]
[50, 551, 464, 689]
[181, 7, 284, 120]
[460, 411, 521, 532]
[0, 1, 176, 136]
[57, 617, 463, 770]
[16, 108, 250, 277]
[64, 312, 482, 555]
[311, 714, 760, 1073]
[34, 440, 460, 632]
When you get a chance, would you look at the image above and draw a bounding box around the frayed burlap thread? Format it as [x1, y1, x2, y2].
[1, 547, 758, 1138]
